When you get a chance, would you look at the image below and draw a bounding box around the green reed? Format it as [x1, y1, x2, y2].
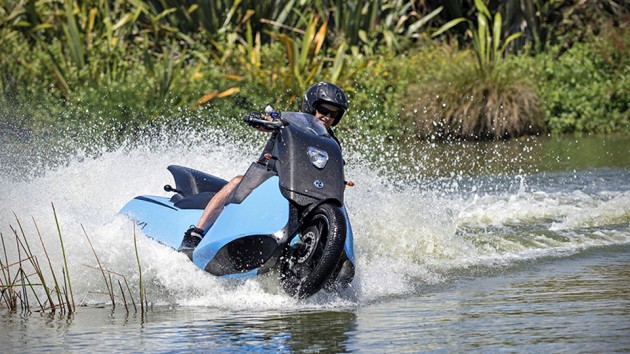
[52, 203, 75, 313]
[0, 212, 74, 314]
[83, 225, 115, 308]
[134, 225, 146, 315]
[33, 218, 59, 312]
[1, 208, 148, 315]
[12, 219, 46, 313]
[82, 223, 147, 314]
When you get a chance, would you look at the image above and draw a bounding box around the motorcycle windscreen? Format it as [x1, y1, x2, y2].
[275, 113, 345, 204]
[193, 176, 289, 272]
[119, 196, 203, 248]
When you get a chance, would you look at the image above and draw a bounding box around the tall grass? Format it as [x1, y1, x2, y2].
[433, 0, 523, 76]
[1, 211, 75, 314]
[83, 225, 115, 307]
[411, 0, 543, 140]
[52, 203, 75, 313]
[133, 225, 146, 315]
[0, 208, 148, 315]
[402, 47, 545, 140]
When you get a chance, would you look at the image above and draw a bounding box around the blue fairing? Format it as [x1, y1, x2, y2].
[120, 196, 204, 247]
[192, 176, 289, 269]
[120, 177, 288, 268]
[120, 175, 355, 276]
[342, 206, 355, 263]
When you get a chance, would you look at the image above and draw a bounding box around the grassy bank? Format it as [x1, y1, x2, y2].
[1, 0, 628, 144]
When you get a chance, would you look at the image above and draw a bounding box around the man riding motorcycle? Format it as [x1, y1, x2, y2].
[178, 82, 349, 260]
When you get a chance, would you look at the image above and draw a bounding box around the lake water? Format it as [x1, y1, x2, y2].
[1, 128, 628, 352]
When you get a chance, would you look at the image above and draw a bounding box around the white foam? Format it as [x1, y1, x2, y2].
[1, 130, 629, 309]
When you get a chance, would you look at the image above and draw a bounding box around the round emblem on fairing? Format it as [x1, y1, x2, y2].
[314, 180, 324, 189]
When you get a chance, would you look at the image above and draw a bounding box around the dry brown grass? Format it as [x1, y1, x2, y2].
[403, 51, 545, 140]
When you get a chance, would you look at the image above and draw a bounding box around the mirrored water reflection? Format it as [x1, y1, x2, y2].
[347, 245, 630, 353]
[1, 126, 628, 352]
[358, 134, 630, 179]
[2, 245, 628, 352]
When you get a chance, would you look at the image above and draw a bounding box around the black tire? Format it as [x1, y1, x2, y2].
[281, 203, 347, 299]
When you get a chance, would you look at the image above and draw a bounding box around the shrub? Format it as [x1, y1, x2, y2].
[409, 0, 544, 140]
[527, 26, 630, 134]
[400, 46, 544, 140]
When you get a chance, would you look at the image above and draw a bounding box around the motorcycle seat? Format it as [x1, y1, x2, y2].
[168, 165, 228, 196]
[172, 191, 216, 210]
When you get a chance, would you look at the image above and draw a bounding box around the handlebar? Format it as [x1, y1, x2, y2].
[248, 117, 285, 129]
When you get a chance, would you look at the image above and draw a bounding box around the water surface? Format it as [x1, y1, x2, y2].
[1, 130, 628, 352]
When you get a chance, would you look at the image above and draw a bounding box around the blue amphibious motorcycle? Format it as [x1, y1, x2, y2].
[120, 112, 355, 298]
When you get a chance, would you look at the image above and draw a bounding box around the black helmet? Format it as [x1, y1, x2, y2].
[301, 82, 348, 126]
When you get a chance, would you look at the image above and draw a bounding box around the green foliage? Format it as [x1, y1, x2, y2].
[327, 1, 443, 54]
[344, 54, 407, 137]
[0, 0, 628, 144]
[420, 1, 540, 139]
[532, 0, 629, 52]
[435, 0, 629, 54]
[1, 0, 188, 100]
[433, 0, 523, 75]
[523, 27, 630, 134]
[400, 47, 544, 140]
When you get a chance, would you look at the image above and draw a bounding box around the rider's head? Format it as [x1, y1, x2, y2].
[301, 82, 348, 127]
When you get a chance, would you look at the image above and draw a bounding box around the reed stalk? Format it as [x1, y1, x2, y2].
[62, 267, 71, 313]
[17, 291, 25, 313]
[19, 267, 35, 314]
[82, 264, 139, 312]
[13, 217, 49, 312]
[82, 225, 115, 307]
[11, 231, 46, 313]
[1, 232, 15, 310]
[23, 276, 45, 312]
[0, 258, 8, 307]
[11, 226, 30, 312]
[33, 217, 61, 312]
[108, 272, 115, 309]
[5, 259, 30, 312]
[18, 261, 28, 312]
[118, 279, 128, 313]
[133, 225, 145, 314]
[0, 282, 46, 288]
[2, 212, 151, 315]
[52, 203, 75, 313]
[123, 275, 138, 313]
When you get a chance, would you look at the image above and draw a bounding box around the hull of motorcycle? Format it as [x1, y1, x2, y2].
[120, 175, 355, 278]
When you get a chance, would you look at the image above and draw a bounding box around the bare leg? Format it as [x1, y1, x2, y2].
[179, 175, 243, 259]
[195, 175, 243, 231]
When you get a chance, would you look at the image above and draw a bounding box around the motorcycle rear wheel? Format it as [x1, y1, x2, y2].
[281, 203, 347, 299]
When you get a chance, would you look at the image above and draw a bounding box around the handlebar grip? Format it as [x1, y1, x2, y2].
[249, 117, 284, 128]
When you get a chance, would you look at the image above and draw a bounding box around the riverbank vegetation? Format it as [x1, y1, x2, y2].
[1, 207, 148, 314]
[1, 0, 628, 142]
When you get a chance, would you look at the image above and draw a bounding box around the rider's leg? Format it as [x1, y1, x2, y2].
[196, 175, 243, 230]
[178, 175, 243, 259]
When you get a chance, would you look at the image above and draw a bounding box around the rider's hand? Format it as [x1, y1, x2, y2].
[244, 111, 278, 132]
[243, 112, 263, 128]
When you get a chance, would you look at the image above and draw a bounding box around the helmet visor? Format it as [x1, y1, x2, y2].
[315, 103, 341, 119]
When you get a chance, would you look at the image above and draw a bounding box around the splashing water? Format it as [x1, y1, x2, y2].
[1, 122, 628, 310]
